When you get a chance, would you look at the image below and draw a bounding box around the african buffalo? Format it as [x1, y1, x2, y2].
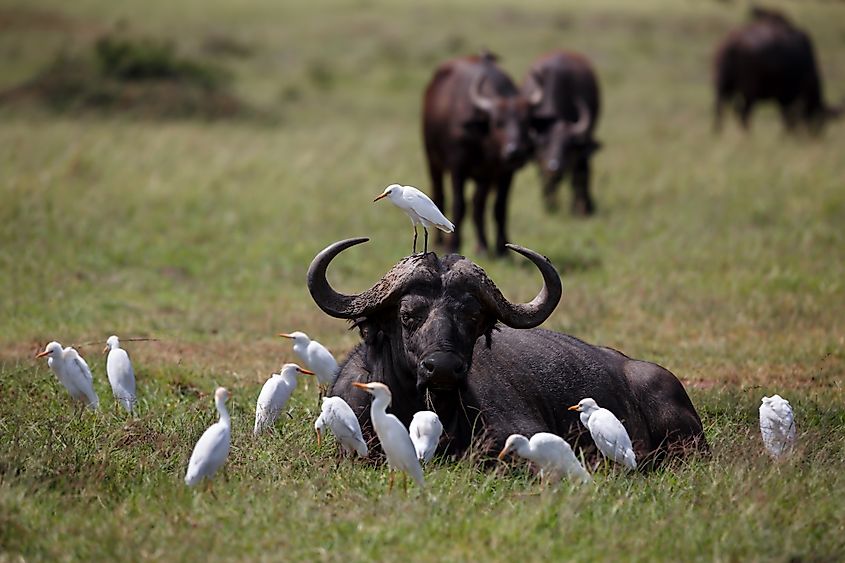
[308, 238, 707, 468]
[522, 50, 601, 215]
[423, 52, 537, 256]
[713, 8, 841, 133]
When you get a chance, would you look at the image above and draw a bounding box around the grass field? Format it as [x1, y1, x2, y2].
[1, 0, 844, 560]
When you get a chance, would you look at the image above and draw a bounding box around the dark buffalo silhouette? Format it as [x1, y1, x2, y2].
[522, 50, 601, 215]
[308, 238, 708, 468]
[423, 52, 537, 256]
[714, 7, 841, 133]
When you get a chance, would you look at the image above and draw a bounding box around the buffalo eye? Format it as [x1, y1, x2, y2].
[400, 306, 427, 330]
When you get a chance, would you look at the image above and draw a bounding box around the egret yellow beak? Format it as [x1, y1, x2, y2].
[568, 404, 580, 411]
[298, 367, 316, 375]
[278, 333, 293, 339]
[373, 192, 388, 202]
[35, 350, 49, 359]
[316, 428, 322, 448]
[102, 346, 110, 354]
[497, 449, 508, 461]
[352, 382, 369, 391]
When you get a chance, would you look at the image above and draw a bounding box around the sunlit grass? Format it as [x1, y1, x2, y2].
[1, 0, 844, 559]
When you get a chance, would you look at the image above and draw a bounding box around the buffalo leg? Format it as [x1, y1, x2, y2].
[428, 160, 446, 245]
[472, 181, 490, 254]
[571, 157, 594, 216]
[449, 170, 467, 253]
[713, 94, 725, 133]
[493, 173, 514, 256]
[542, 170, 560, 212]
[779, 101, 799, 132]
[737, 96, 754, 130]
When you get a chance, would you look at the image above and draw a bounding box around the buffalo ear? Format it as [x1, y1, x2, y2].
[586, 139, 602, 154]
[462, 118, 490, 138]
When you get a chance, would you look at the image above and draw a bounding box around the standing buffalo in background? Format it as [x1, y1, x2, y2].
[522, 50, 601, 216]
[308, 238, 707, 468]
[423, 52, 537, 256]
[713, 7, 841, 133]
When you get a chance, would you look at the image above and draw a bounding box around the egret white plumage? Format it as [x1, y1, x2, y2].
[352, 381, 424, 491]
[278, 332, 338, 391]
[409, 410, 443, 463]
[759, 394, 796, 458]
[36, 341, 99, 410]
[373, 183, 454, 254]
[569, 398, 637, 471]
[497, 432, 592, 484]
[253, 363, 314, 436]
[185, 387, 231, 487]
[103, 335, 136, 412]
[314, 396, 368, 458]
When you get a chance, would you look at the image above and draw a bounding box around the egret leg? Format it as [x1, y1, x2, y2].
[412, 226, 418, 254]
[423, 227, 429, 254]
[402, 473, 408, 495]
[388, 471, 395, 493]
[317, 385, 326, 409]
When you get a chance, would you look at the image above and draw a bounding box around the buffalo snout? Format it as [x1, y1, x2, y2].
[418, 351, 468, 390]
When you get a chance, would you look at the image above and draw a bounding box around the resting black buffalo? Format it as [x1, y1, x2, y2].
[522, 50, 601, 215]
[713, 8, 841, 133]
[308, 238, 707, 467]
[423, 52, 536, 256]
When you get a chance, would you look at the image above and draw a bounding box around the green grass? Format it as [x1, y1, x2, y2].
[1, 0, 845, 560]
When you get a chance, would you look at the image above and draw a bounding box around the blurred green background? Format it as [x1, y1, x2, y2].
[1, 0, 843, 559]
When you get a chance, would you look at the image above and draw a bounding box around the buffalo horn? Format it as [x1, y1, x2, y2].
[469, 74, 495, 113]
[477, 244, 562, 329]
[307, 238, 434, 319]
[525, 71, 543, 106]
[568, 99, 591, 136]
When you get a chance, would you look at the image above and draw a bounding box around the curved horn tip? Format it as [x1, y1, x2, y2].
[505, 243, 553, 263]
[318, 237, 370, 253]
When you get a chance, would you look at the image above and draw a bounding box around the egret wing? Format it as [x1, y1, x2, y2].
[401, 187, 454, 232]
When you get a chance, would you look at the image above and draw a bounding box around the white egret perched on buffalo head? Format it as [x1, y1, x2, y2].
[278, 331, 338, 396]
[759, 394, 796, 458]
[314, 396, 368, 458]
[185, 387, 232, 487]
[569, 397, 637, 471]
[103, 335, 136, 413]
[409, 410, 443, 464]
[36, 341, 99, 410]
[373, 183, 454, 254]
[254, 363, 314, 436]
[352, 381, 424, 491]
[498, 432, 592, 485]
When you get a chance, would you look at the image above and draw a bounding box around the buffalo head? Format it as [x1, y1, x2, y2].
[467, 73, 540, 166]
[307, 238, 561, 394]
[524, 73, 596, 181]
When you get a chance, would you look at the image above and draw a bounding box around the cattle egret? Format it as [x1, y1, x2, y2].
[498, 432, 592, 484]
[314, 396, 368, 458]
[254, 363, 314, 436]
[373, 183, 455, 254]
[409, 410, 443, 463]
[278, 332, 338, 392]
[760, 394, 796, 458]
[185, 387, 231, 487]
[569, 398, 637, 471]
[352, 381, 424, 491]
[103, 335, 136, 412]
[36, 341, 99, 410]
